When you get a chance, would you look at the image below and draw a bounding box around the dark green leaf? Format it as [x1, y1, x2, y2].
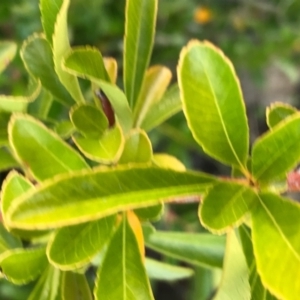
[21, 35, 73, 106]
[61, 272, 92, 300]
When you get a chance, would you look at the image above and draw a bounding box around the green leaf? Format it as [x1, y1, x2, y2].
[9, 114, 89, 181]
[28, 265, 60, 300]
[0, 41, 17, 73]
[7, 166, 215, 230]
[238, 225, 276, 300]
[47, 215, 116, 270]
[61, 271, 92, 300]
[152, 153, 185, 171]
[0, 112, 10, 145]
[124, 0, 157, 108]
[119, 129, 152, 163]
[28, 89, 53, 119]
[213, 230, 250, 300]
[134, 204, 163, 221]
[0, 147, 19, 171]
[63, 47, 109, 81]
[64, 57, 133, 133]
[145, 231, 225, 268]
[1, 171, 33, 222]
[0, 247, 48, 284]
[54, 120, 75, 138]
[52, 0, 84, 103]
[141, 84, 182, 132]
[199, 182, 258, 234]
[21, 34, 73, 106]
[0, 171, 49, 239]
[252, 114, 300, 183]
[0, 79, 41, 112]
[70, 104, 108, 138]
[104, 57, 117, 83]
[94, 215, 154, 300]
[266, 102, 297, 128]
[0, 223, 22, 254]
[133, 65, 172, 127]
[252, 192, 300, 300]
[178, 40, 249, 171]
[73, 124, 124, 164]
[40, 0, 63, 46]
[145, 258, 194, 281]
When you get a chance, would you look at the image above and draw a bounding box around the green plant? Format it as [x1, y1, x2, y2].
[0, 0, 299, 299]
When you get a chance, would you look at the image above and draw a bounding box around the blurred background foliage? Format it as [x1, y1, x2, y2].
[0, 0, 300, 299]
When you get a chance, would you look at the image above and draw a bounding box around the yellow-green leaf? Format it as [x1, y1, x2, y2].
[178, 40, 249, 171]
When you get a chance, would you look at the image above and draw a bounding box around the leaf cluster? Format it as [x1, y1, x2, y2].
[0, 0, 299, 299]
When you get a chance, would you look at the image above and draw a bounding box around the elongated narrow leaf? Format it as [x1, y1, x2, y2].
[0, 147, 19, 171]
[145, 231, 225, 268]
[21, 35, 73, 106]
[213, 230, 250, 300]
[252, 193, 300, 300]
[9, 114, 89, 181]
[141, 84, 182, 132]
[47, 215, 116, 270]
[0, 247, 47, 284]
[63, 47, 109, 81]
[0, 223, 22, 254]
[28, 265, 60, 300]
[178, 40, 249, 170]
[70, 104, 108, 138]
[62, 271, 92, 300]
[53, 0, 84, 103]
[73, 124, 124, 164]
[0, 41, 17, 73]
[266, 102, 297, 129]
[145, 258, 194, 281]
[133, 65, 172, 127]
[40, 0, 63, 46]
[238, 225, 276, 300]
[94, 216, 154, 300]
[200, 182, 258, 234]
[124, 0, 157, 108]
[252, 114, 300, 183]
[7, 166, 216, 230]
[119, 129, 152, 163]
[0, 79, 41, 112]
[64, 56, 133, 133]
